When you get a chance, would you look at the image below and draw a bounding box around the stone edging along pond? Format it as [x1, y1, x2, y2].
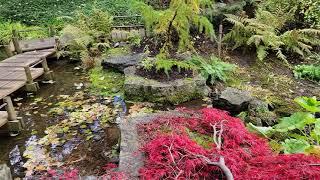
[118, 111, 184, 179]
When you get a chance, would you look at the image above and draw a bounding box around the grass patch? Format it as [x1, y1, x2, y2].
[89, 67, 125, 97]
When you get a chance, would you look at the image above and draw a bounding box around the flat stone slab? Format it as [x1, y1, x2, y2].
[102, 53, 146, 72]
[0, 164, 12, 180]
[118, 112, 185, 179]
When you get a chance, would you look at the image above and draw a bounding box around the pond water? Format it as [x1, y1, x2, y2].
[0, 59, 121, 167]
[0, 60, 83, 163]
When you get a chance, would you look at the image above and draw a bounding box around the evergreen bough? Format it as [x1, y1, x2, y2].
[133, 0, 215, 55]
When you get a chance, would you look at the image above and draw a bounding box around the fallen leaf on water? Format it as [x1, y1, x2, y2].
[14, 98, 23, 102]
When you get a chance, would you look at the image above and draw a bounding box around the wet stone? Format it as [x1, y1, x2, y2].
[101, 53, 146, 72]
[212, 87, 253, 115]
[0, 164, 12, 180]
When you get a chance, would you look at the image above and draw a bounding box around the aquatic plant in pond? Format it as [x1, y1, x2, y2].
[22, 92, 120, 177]
[89, 67, 125, 97]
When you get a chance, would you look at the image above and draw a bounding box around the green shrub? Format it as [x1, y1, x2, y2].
[0, 0, 136, 26]
[294, 64, 320, 82]
[139, 56, 196, 78]
[0, 0, 88, 25]
[155, 58, 195, 77]
[260, 0, 320, 28]
[133, 0, 215, 55]
[249, 96, 320, 154]
[189, 56, 236, 84]
[0, 20, 48, 45]
[59, 8, 112, 69]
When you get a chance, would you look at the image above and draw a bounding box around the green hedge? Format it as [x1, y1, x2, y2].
[0, 0, 137, 25]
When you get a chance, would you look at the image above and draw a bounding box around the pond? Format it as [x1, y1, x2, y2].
[0, 59, 121, 176]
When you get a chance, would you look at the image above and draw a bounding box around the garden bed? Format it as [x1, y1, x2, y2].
[135, 66, 193, 82]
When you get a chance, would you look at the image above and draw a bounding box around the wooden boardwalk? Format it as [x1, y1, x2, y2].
[0, 37, 56, 133]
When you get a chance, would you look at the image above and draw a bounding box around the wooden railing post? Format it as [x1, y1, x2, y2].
[41, 58, 54, 80]
[12, 29, 22, 54]
[54, 37, 60, 51]
[4, 96, 16, 121]
[4, 45, 13, 57]
[4, 96, 23, 133]
[218, 24, 223, 58]
[24, 66, 39, 92]
[24, 66, 33, 84]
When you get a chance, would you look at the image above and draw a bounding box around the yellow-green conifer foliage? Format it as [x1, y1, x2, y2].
[133, 0, 215, 55]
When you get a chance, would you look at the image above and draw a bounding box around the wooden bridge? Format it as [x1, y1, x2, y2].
[0, 28, 57, 134]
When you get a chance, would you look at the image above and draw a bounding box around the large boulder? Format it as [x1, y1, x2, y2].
[124, 67, 210, 104]
[212, 87, 253, 115]
[102, 53, 146, 72]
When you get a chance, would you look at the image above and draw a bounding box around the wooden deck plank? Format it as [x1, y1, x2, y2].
[0, 68, 44, 99]
[0, 37, 57, 128]
[19, 37, 55, 52]
[0, 68, 44, 84]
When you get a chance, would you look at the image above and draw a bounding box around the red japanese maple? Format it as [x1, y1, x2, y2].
[138, 108, 320, 179]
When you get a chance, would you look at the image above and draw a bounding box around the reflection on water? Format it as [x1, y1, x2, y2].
[0, 59, 86, 164]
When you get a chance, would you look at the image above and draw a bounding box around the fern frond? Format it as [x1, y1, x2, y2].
[225, 14, 246, 28]
[276, 49, 287, 62]
[257, 46, 268, 61]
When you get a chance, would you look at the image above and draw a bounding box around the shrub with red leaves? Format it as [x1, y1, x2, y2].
[102, 163, 128, 180]
[138, 108, 320, 179]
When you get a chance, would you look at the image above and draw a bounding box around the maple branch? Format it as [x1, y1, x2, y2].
[174, 170, 183, 180]
[206, 121, 234, 180]
[195, 154, 234, 180]
[66, 155, 86, 165]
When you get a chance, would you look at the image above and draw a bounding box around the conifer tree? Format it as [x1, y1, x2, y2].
[133, 0, 215, 55]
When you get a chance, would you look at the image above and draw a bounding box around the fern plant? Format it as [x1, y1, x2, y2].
[189, 56, 236, 84]
[133, 0, 215, 55]
[59, 8, 112, 69]
[224, 9, 320, 62]
[155, 57, 195, 77]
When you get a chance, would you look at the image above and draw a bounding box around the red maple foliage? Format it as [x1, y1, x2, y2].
[138, 108, 320, 179]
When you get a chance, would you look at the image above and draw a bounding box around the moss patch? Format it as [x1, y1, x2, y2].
[105, 46, 131, 57]
[89, 67, 125, 97]
[226, 62, 302, 116]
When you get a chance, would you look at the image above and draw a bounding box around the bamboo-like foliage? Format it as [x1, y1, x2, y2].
[224, 9, 320, 62]
[133, 0, 215, 55]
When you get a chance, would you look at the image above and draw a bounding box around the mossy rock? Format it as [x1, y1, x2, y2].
[123, 67, 209, 104]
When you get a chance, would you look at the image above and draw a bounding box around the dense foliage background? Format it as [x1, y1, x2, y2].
[0, 0, 135, 25]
